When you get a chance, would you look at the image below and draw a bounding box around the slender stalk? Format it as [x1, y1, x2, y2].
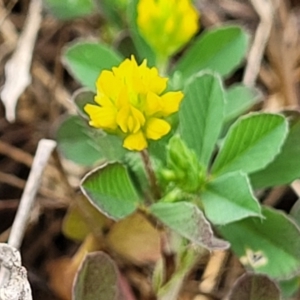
[157, 247, 200, 300]
[156, 55, 168, 77]
[140, 150, 161, 200]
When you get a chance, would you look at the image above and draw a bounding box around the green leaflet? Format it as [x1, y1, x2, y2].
[174, 25, 249, 80]
[81, 163, 140, 220]
[212, 113, 288, 176]
[150, 201, 229, 250]
[218, 207, 300, 280]
[201, 171, 262, 225]
[62, 42, 123, 90]
[180, 72, 225, 168]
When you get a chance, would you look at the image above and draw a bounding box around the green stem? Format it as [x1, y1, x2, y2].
[141, 150, 161, 200]
[157, 247, 201, 300]
[156, 55, 169, 76]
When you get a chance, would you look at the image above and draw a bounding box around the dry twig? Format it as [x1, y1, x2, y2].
[0, 139, 56, 300]
[243, 0, 277, 87]
[194, 251, 229, 300]
[0, 0, 42, 122]
[0, 140, 56, 295]
[7, 139, 57, 249]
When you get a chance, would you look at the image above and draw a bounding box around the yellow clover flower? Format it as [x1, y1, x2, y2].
[137, 0, 199, 58]
[84, 56, 184, 151]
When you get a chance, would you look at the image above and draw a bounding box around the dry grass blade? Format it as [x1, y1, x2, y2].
[263, 0, 300, 110]
[243, 0, 277, 87]
[0, 140, 56, 299]
[0, 0, 42, 122]
[194, 251, 229, 300]
[0, 0, 18, 47]
[7, 139, 57, 249]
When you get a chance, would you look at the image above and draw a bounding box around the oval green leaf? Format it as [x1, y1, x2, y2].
[201, 171, 262, 225]
[150, 202, 229, 250]
[174, 25, 249, 79]
[44, 0, 94, 20]
[212, 113, 288, 176]
[81, 163, 141, 220]
[56, 115, 104, 166]
[218, 207, 300, 280]
[251, 114, 300, 188]
[62, 42, 123, 90]
[180, 72, 225, 168]
[56, 115, 125, 166]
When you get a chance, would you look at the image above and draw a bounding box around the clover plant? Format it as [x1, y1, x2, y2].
[54, 0, 300, 298]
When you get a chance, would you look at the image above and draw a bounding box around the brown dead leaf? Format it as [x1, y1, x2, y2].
[107, 212, 161, 265]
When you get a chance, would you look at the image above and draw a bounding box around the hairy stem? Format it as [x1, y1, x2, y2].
[141, 150, 161, 200]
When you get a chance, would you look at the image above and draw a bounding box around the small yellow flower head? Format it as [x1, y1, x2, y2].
[137, 0, 199, 58]
[84, 56, 184, 151]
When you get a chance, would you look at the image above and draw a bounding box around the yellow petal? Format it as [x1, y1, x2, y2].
[148, 69, 167, 94]
[117, 105, 145, 133]
[96, 70, 121, 101]
[123, 131, 148, 151]
[84, 104, 117, 130]
[94, 94, 114, 108]
[130, 55, 139, 67]
[113, 58, 133, 78]
[160, 91, 184, 116]
[144, 92, 162, 116]
[145, 118, 171, 140]
[116, 105, 130, 133]
[130, 106, 146, 132]
[116, 86, 130, 108]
